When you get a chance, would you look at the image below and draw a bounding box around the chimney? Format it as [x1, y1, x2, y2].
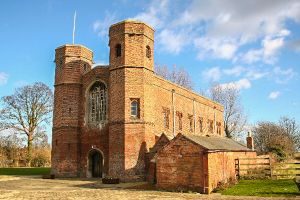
[246, 131, 254, 150]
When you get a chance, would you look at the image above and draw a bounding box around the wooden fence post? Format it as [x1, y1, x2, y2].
[235, 159, 240, 179]
[268, 157, 273, 179]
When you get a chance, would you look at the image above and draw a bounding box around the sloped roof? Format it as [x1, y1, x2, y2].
[182, 134, 252, 151]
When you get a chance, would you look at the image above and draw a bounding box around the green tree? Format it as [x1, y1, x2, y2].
[0, 82, 53, 166]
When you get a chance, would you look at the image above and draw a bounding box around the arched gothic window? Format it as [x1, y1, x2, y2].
[146, 45, 151, 58]
[115, 44, 121, 57]
[89, 81, 107, 123]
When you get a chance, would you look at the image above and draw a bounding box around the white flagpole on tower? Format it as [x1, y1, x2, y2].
[72, 11, 77, 44]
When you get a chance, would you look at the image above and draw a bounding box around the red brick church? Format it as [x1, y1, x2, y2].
[51, 20, 256, 193]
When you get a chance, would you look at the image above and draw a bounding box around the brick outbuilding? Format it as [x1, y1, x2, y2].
[156, 133, 256, 193]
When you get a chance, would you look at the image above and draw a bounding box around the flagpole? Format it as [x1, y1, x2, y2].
[72, 11, 76, 44]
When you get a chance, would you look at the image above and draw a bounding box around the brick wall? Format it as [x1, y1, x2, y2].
[152, 75, 224, 139]
[156, 135, 205, 192]
[207, 151, 257, 193]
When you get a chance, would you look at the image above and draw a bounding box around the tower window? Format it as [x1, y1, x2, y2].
[115, 44, 122, 57]
[89, 81, 107, 123]
[130, 99, 140, 118]
[146, 45, 151, 58]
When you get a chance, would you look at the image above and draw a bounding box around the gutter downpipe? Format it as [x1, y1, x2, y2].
[172, 89, 175, 137]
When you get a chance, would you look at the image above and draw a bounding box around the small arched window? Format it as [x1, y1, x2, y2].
[146, 45, 151, 58]
[115, 44, 122, 57]
[130, 99, 139, 118]
[89, 81, 107, 123]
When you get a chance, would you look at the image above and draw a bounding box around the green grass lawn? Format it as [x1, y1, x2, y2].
[220, 179, 299, 197]
[0, 167, 51, 175]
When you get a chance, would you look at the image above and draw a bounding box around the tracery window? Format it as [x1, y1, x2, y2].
[89, 81, 107, 123]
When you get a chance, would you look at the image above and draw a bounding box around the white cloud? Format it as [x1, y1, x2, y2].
[223, 66, 246, 77]
[241, 30, 289, 64]
[202, 67, 222, 82]
[174, 0, 299, 61]
[242, 49, 263, 64]
[132, 0, 169, 29]
[262, 36, 285, 64]
[202, 64, 295, 86]
[123, 0, 300, 62]
[272, 66, 296, 83]
[158, 29, 190, 54]
[194, 37, 238, 60]
[268, 91, 281, 99]
[246, 69, 268, 80]
[0, 72, 8, 86]
[219, 78, 251, 90]
[93, 12, 118, 38]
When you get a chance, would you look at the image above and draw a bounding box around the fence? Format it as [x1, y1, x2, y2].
[235, 157, 271, 179]
[272, 161, 300, 179]
[235, 156, 300, 179]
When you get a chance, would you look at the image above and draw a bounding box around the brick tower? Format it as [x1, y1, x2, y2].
[52, 45, 93, 177]
[108, 20, 156, 181]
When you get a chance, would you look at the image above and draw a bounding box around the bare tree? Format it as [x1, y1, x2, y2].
[155, 65, 193, 90]
[279, 116, 300, 151]
[209, 85, 246, 138]
[0, 82, 53, 165]
[0, 133, 24, 167]
[253, 119, 298, 160]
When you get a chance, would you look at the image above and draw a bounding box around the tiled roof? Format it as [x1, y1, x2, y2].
[182, 134, 252, 151]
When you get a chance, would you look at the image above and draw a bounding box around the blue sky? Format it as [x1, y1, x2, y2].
[0, 0, 299, 130]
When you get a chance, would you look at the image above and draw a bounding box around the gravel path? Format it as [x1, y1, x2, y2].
[0, 176, 299, 200]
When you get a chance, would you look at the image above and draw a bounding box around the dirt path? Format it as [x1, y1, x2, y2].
[0, 176, 298, 200]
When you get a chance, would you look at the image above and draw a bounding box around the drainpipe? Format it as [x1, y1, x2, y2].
[172, 89, 175, 137]
[214, 106, 216, 134]
[203, 152, 209, 194]
[193, 99, 196, 134]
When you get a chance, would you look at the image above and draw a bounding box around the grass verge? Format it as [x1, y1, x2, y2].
[0, 167, 51, 175]
[220, 179, 299, 197]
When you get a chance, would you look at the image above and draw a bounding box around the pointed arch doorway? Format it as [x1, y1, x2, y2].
[88, 149, 103, 178]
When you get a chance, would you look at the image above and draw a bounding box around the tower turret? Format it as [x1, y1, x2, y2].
[109, 20, 154, 71]
[108, 20, 156, 181]
[52, 44, 93, 177]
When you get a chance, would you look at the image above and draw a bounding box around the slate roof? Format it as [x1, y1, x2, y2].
[182, 134, 252, 151]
